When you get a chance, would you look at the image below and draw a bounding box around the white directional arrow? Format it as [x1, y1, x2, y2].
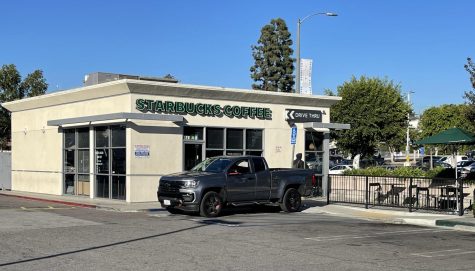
[289, 110, 295, 119]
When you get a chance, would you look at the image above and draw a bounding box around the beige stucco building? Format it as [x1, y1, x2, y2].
[2, 78, 342, 202]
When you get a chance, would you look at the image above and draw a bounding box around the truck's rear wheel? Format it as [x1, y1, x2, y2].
[200, 191, 223, 217]
[280, 188, 302, 212]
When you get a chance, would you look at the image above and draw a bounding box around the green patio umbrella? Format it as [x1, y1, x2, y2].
[415, 127, 475, 214]
[415, 128, 475, 145]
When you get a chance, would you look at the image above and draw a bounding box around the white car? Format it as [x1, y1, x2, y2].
[329, 165, 353, 174]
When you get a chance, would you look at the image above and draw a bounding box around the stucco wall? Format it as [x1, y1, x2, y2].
[10, 94, 131, 195]
[6, 81, 335, 202]
[0, 151, 11, 190]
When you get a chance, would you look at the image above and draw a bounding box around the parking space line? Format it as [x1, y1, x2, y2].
[19, 206, 77, 210]
[411, 249, 475, 258]
[305, 229, 451, 242]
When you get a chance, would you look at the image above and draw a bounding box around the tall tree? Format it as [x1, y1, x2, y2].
[0, 64, 48, 149]
[419, 104, 474, 138]
[250, 18, 295, 92]
[331, 76, 410, 159]
[464, 57, 475, 122]
[465, 57, 475, 89]
[419, 104, 474, 154]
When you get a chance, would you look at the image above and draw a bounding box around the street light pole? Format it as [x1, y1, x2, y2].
[405, 91, 414, 166]
[296, 12, 337, 94]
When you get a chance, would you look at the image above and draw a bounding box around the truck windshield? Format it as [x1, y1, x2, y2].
[191, 157, 232, 173]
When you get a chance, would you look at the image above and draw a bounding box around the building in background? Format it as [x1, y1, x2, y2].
[299, 58, 313, 95]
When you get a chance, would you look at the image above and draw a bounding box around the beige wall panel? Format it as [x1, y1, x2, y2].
[129, 176, 162, 202]
[11, 171, 61, 195]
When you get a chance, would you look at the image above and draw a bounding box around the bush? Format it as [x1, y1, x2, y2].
[343, 166, 452, 178]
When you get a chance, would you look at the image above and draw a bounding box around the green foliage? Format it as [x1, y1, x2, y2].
[418, 104, 475, 153]
[344, 166, 446, 178]
[419, 104, 474, 138]
[250, 18, 295, 92]
[464, 57, 475, 122]
[0, 64, 48, 149]
[331, 76, 411, 158]
[465, 57, 475, 90]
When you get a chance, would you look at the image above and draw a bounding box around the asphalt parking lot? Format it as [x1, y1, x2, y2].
[1, 195, 475, 271]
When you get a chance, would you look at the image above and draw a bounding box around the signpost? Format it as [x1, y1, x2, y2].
[286, 109, 322, 123]
[291, 126, 297, 167]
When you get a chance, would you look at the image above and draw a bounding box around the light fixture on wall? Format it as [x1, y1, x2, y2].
[23, 127, 27, 135]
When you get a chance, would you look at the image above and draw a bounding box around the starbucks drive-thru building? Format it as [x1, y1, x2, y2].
[1, 74, 346, 202]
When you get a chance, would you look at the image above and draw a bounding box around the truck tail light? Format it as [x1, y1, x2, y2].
[312, 175, 317, 187]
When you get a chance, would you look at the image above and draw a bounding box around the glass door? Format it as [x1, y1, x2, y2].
[184, 144, 203, 170]
[63, 128, 90, 196]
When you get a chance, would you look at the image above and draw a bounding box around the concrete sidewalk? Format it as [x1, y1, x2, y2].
[1, 190, 474, 232]
[302, 198, 475, 232]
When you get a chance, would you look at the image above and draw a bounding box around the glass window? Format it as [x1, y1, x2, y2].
[95, 149, 109, 174]
[226, 150, 243, 156]
[226, 129, 243, 149]
[95, 127, 109, 148]
[64, 129, 76, 148]
[252, 157, 266, 172]
[184, 127, 203, 141]
[64, 150, 75, 173]
[305, 131, 323, 152]
[206, 150, 223, 158]
[206, 128, 224, 149]
[96, 175, 109, 198]
[305, 152, 323, 174]
[112, 149, 126, 174]
[246, 151, 262, 156]
[111, 125, 126, 147]
[112, 176, 126, 200]
[77, 128, 89, 148]
[64, 174, 75, 194]
[77, 150, 90, 173]
[228, 159, 251, 174]
[246, 129, 262, 149]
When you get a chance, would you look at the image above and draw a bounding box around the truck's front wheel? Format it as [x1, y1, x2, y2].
[200, 191, 223, 217]
[280, 188, 302, 212]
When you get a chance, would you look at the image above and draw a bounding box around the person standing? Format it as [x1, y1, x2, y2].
[293, 153, 305, 169]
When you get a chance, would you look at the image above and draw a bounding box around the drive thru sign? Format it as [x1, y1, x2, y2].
[291, 126, 297, 145]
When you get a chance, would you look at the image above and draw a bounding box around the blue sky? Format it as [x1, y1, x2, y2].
[1, 0, 474, 113]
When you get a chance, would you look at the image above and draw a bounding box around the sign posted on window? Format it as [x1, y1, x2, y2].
[291, 127, 297, 145]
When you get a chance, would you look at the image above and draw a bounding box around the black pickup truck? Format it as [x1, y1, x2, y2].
[157, 156, 315, 217]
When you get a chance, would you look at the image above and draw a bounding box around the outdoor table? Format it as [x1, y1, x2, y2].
[386, 185, 406, 205]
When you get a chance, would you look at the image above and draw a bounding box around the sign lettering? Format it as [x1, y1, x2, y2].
[136, 99, 272, 120]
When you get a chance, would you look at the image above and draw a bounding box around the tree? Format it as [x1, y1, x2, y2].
[419, 104, 474, 154]
[0, 64, 48, 149]
[331, 76, 410, 159]
[465, 57, 475, 89]
[464, 57, 475, 122]
[250, 18, 295, 92]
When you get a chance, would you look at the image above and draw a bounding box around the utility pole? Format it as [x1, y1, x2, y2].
[404, 91, 414, 166]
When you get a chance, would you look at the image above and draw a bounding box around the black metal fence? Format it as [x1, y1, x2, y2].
[327, 175, 473, 215]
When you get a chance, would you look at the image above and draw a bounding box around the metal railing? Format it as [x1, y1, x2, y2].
[328, 175, 470, 215]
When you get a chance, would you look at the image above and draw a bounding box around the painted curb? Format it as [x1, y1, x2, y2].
[0, 192, 96, 209]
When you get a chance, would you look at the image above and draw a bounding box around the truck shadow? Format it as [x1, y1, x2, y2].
[180, 199, 325, 217]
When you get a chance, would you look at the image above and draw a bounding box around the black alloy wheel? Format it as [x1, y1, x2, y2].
[200, 191, 223, 217]
[280, 188, 302, 212]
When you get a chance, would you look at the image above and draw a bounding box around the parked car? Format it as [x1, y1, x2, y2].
[329, 165, 353, 174]
[457, 160, 475, 175]
[157, 156, 315, 217]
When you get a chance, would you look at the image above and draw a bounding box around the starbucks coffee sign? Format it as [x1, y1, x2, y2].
[136, 99, 272, 120]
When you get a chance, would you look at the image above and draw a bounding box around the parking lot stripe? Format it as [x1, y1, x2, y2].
[305, 229, 451, 242]
[411, 249, 475, 258]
